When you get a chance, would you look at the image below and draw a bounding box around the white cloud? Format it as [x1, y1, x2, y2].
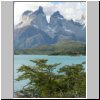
[14, 2, 86, 25]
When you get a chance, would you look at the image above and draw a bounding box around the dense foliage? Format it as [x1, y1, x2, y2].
[15, 40, 86, 55]
[15, 59, 86, 98]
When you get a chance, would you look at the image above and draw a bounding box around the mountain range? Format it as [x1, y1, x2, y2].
[14, 6, 86, 50]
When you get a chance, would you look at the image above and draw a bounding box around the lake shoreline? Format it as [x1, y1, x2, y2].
[14, 54, 86, 56]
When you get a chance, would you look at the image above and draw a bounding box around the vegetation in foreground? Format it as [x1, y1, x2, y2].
[15, 59, 86, 98]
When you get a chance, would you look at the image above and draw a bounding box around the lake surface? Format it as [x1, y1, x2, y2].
[14, 55, 86, 92]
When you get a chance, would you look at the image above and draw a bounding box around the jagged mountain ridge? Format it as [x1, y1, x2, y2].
[14, 6, 86, 50]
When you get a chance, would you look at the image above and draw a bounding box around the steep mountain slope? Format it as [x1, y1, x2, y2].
[14, 6, 86, 50]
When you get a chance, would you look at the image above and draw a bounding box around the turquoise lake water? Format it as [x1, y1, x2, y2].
[14, 55, 86, 91]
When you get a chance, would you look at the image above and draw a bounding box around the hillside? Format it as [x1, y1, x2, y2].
[14, 6, 86, 50]
[15, 40, 86, 55]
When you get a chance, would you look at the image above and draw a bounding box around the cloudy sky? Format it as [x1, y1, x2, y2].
[14, 2, 86, 25]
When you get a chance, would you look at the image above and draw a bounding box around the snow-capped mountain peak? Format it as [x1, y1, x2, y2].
[14, 6, 86, 50]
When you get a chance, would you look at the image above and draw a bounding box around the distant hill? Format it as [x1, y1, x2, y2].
[15, 40, 86, 55]
[14, 6, 86, 50]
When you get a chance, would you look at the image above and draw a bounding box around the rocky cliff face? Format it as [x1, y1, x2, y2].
[14, 6, 86, 50]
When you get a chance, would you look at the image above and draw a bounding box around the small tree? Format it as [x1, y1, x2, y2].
[58, 64, 86, 98]
[15, 59, 86, 98]
[15, 59, 60, 98]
